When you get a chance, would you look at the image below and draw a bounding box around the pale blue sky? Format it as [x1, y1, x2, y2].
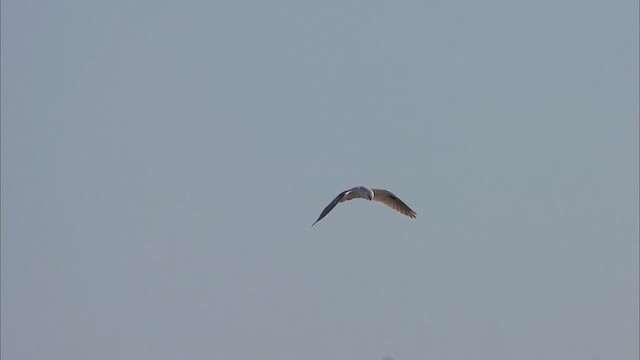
[2, 1, 638, 359]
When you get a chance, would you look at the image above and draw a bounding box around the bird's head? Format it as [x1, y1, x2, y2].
[358, 186, 373, 201]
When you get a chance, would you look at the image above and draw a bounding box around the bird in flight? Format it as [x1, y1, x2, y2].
[312, 186, 417, 226]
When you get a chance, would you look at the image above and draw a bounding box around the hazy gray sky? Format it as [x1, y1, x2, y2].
[2, 1, 638, 359]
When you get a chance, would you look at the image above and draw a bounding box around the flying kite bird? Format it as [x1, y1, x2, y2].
[312, 186, 417, 226]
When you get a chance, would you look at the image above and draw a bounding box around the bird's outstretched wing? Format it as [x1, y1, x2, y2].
[312, 190, 349, 226]
[372, 189, 417, 218]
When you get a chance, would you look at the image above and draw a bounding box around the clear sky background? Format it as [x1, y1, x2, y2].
[2, 1, 638, 359]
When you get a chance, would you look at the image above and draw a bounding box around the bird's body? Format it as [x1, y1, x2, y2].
[312, 186, 416, 226]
